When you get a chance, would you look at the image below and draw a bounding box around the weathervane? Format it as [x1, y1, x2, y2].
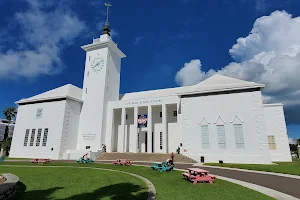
[102, 1, 112, 36]
[104, 1, 112, 27]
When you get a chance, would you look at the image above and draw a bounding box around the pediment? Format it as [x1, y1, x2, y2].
[214, 116, 226, 125]
[199, 117, 210, 125]
[231, 115, 244, 124]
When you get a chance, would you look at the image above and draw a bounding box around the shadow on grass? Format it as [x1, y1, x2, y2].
[10, 182, 63, 200]
[10, 182, 148, 200]
[58, 183, 148, 200]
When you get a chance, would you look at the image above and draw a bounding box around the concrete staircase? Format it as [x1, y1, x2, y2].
[96, 153, 197, 163]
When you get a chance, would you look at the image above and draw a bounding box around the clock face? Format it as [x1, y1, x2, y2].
[91, 55, 105, 73]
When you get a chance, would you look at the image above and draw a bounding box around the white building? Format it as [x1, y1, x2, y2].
[9, 13, 292, 163]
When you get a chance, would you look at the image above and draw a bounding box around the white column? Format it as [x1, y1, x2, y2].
[162, 104, 168, 153]
[118, 107, 126, 152]
[147, 105, 152, 153]
[105, 108, 114, 152]
[129, 106, 138, 153]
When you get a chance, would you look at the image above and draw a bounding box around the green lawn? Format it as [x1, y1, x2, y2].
[0, 162, 274, 200]
[204, 159, 300, 176]
[0, 166, 148, 200]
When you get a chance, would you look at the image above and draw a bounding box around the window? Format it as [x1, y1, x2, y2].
[86, 88, 87, 94]
[35, 128, 42, 146]
[201, 125, 210, 149]
[160, 132, 163, 150]
[23, 129, 30, 146]
[234, 124, 245, 149]
[89, 56, 90, 61]
[29, 129, 36, 146]
[42, 128, 49, 146]
[160, 112, 162, 118]
[173, 111, 177, 117]
[217, 125, 226, 148]
[126, 114, 128, 120]
[86, 146, 90, 149]
[36, 108, 43, 119]
[268, 135, 276, 150]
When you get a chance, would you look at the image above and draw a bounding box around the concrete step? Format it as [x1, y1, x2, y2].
[97, 153, 197, 163]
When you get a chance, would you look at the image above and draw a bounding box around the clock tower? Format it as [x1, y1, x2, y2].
[77, 2, 126, 151]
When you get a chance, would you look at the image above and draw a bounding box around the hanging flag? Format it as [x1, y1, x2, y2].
[137, 114, 148, 128]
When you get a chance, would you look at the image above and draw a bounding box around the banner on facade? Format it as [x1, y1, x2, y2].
[137, 114, 148, 128]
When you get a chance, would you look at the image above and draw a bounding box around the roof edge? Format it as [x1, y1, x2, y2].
[263, 103, 284, 107]
[178, 84, 264, 96]
[16, 95, 83, 105]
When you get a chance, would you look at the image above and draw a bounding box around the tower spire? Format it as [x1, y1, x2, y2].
[102, 1, 112, 36]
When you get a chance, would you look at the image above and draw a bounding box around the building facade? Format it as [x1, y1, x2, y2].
[9, 31, 292, 164]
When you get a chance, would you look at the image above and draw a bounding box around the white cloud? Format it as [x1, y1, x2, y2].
[175, 59, 206, 86]
[134, 36, 144, 46]
[175, 10, 300, 124]
[255, 0, 268, 12]
[0, 0, 86, 80]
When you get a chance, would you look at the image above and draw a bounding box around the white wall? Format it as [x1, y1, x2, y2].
[59, 99, 82, 158]
[181, 90, 272, 164]
[9, 100, 67, 159]
[78, 35, 123, 151]
[263, 104, 292, 162]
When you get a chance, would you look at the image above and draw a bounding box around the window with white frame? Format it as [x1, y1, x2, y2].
[42, 128, 49, 146]
[29, 129, 36, 146]
[23, 129, 30, 146]
[268, 135, 276, 150]
[201, 125, 210, 149]
[217, 125, 226, 148]
[234, 124, 245, 149]
[35, 128, 42, 146]
[173, 111, 177, 117]
[160, 132, 163, 150]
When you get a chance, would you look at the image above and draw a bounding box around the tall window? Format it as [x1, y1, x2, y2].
[42, 128, 49, 146]
[201, 125, 210, 149]
[29, 129, 36, 146]
[23, 129, 30, 146]
[268, 136, 276, 150]
[35, 128, 42, 146]
[160, 132, 163, 150]
[217, 125, 226, 148]
[234, 124, 245, 149]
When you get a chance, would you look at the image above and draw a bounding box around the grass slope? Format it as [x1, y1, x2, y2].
[0, 162, 274, 200]
[205, 159, 300, 176]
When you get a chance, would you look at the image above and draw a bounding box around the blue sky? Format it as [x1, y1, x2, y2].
[0, 0, 300, 140]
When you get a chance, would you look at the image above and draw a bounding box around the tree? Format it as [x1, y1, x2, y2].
[1, 107, 17, 156]
[3, 107, 17, 122]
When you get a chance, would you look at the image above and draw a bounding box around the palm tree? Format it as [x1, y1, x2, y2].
[1, 107, 17, 157]
[3, 107, 17, 122]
